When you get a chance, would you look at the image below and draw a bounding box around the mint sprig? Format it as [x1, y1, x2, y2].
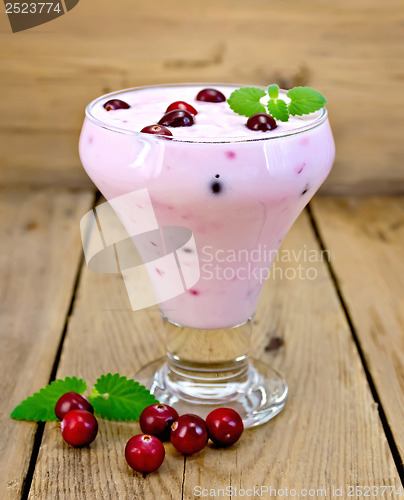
[10, 377, 87, 422]
[227, 84, 327, 122]
[88, 374, 158, 421]
[10, 373, 158, 422]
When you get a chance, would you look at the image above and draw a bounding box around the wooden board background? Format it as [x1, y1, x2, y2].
[0, 0, 403, 194]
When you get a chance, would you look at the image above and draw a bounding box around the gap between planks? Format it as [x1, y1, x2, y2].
[20, 190, 98, 500]
[306, 203, 404, 486]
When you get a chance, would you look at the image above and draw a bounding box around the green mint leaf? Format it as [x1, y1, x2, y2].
[267, 84, 279, 99]
[267, 99, 290, 122]
[88, 373, 158, 421]
[10, 377, 87, 422]
[287, 86, 327, 116]
[227, 87, 266, 117]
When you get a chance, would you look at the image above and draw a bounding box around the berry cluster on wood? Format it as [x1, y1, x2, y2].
[126, 404, 244, 473]
[54, 394, 244, 475]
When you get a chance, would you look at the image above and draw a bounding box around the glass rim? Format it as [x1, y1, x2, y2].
[85, 82, 328, 144]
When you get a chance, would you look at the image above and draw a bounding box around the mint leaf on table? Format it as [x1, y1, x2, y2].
[88, 373, 158, 421]
[267, 99, 290, 122]
[10, 377, 87, 422]
[287, 86, 327, 116]
[227, 87, 266, 117]
[267, 84, 279, 99]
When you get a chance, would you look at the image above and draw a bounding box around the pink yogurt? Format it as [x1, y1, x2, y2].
[79, 84, 335, 329]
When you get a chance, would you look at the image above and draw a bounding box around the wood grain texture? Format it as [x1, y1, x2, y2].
[28, 209, 400, 499]
[1, 0, 404, 193]
[312, 197, 404, 460]
[0, 188, 94, 500]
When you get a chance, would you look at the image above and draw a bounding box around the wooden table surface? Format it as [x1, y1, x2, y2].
[1, 188, 404, 499]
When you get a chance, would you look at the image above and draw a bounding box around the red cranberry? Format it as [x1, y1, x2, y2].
[196, 88, 226, 102]
[55, 392, 94, 420]
[60, 409, 98, 447]
[170, 414, 208, 455]
[166, 101, 198, 116]
[246, 113, 277, 132]
[206, 408, 244, 447]
[125, 434, 165, 473]
[139, 404, 179, 441]
[158, 110, 194, 127]
[103, 99, 130, 111]
[140, 124, 173, 137]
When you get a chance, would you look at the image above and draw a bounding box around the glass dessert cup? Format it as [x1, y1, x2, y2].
[79, 83, 335, 428]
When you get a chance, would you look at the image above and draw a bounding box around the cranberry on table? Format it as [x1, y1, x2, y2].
[103, 99, 130, 111]
[60, 409, 98, 447]
[206, 408, 244, 447]
[158, 109, 194, 127]
[140, 125, 173, 137]
[125, 434, 165, 473]
[55, 392, 94, 420]
[196, 88, 226, 103]
[166, 101, 198, 116]
[140, 404, 179, 442]
[170, 414, 208, 455]
[246, 113, 277, 132]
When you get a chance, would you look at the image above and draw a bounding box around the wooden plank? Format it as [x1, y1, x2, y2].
[1, 0, 404, 193]
[29, 209, 400, 499]
[0, 188, 94, 500]
[311, 197, 404, 460]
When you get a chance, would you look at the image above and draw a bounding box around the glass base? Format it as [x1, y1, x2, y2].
[135, 357, 288, 428]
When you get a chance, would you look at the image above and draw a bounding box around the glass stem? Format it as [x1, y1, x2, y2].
[164, 317, 253, 383]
